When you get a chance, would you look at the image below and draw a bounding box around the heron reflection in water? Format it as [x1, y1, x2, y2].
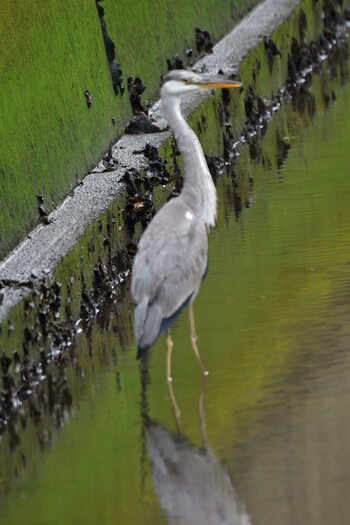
[131, 70, 242, 383]
[145, 381, 251, 525]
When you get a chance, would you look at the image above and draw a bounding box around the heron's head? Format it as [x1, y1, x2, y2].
[160, 69, 242, 98]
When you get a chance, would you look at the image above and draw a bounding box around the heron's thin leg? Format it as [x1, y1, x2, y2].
[199, 375, 208, 449]
[166, 330, 181, 424]
[188, 304, 208, 376]
[166, 329, 174, 383]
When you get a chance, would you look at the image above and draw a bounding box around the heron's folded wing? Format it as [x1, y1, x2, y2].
[131, 202, 208, 319]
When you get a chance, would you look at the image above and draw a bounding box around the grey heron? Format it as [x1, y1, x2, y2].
[131, 70, 241, 381]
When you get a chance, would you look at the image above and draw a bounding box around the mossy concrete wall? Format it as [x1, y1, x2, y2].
[0, 0, 258, 259]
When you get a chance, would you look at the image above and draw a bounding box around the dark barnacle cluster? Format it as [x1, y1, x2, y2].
[0, 278, 80, 428]
[122, 170, 156, 237]
[166, 43, 193, 71]
[195, 27, 214, 55]
[122, 144, 172, 236]
[36, 194, 52, 225]
[96, 0, 124, 96]
[125, 77, 162, 134]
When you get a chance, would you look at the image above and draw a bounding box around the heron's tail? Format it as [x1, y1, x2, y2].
[137, 344, 150, 360]
[134, 297, 163, 357]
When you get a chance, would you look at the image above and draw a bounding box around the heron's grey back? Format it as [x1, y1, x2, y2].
[131, 196, 208, 350]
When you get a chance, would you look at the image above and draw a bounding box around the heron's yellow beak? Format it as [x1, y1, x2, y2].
[199, 79, 242, 89]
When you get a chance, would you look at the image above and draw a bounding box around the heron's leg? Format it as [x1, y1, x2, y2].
[166, 329, 174, 383]
[188, 304, 209, 376]
[199, 376, 208, 448]
[166, 330, 181, 423]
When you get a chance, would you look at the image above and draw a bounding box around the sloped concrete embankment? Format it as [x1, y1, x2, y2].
[0, 0, 258, 259]
[0, 0, 349, 428]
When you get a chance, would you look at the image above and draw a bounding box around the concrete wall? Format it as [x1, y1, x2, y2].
[0, 0, 258, 259]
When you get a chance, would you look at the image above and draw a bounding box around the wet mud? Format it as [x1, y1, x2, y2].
[0, 0, 349, 498]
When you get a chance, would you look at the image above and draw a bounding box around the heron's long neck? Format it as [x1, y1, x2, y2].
[162, 95, 217, 227]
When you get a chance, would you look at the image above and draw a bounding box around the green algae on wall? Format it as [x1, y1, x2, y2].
[103, 0, 258, 104]
[0, 0, 259, 260]
[0, 0, 117, 257]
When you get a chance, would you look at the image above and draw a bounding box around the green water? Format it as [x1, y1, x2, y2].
[1, 46, 350, 524]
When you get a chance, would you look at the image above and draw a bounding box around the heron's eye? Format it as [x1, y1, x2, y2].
[183, 77, 198, 85]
